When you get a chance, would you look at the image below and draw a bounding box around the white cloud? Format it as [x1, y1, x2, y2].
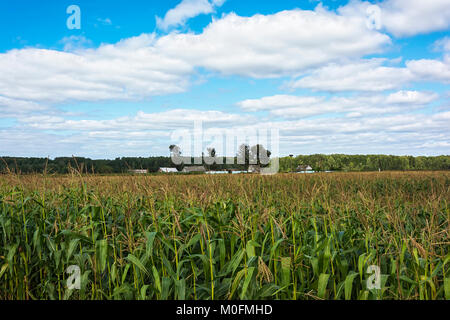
[289, 59, 413, 92]
[380, 0, 450, 37]
[4, 108, 448, 158]
[19, 109, 253, 131]
[97, 18, 113, 26]
[0, 6, 392, 107]
[406, 55, 450, 84]
[238, 95, 325, 111]
[433, 37, 450, 52]
[385, 90, 438, 104]
[0, 96, 48, 116]
[156, 0, 225, 31]
[289, 56, 450, 92]
[0, 34, 193, 104]
[237, 91, 439, 118]
[60, 35, 94, 51]
[157, 8, 390, 78]
[1, 2, 449, 158]
[340, 0, 450, 37]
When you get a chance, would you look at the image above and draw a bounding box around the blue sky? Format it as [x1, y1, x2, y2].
[0, 0, 449, 159]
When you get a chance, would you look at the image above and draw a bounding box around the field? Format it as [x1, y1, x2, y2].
[0, 172, 449, 300]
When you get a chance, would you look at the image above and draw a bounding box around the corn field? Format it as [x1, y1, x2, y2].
[0, 172, 449, 300]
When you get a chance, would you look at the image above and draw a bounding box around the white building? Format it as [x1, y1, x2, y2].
[206, 171, 228, 174]
[158, 167, 179, 173]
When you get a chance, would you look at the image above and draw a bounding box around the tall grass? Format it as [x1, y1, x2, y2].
[0, 172, 449, 300]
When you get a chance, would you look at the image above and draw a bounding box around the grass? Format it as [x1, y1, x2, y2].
[0, 171, 449, 300]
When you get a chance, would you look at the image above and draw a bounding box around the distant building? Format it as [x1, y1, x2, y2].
[226, 169, 243, 174]
[296, 165, 313, 172]
[182, 166, 206, 173]
[206, 171, 228, 175]
[158, 167, 179, 173]
[248, 165, 261, 173]
[128, 169, 148, 174]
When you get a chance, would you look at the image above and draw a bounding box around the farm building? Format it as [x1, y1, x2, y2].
[227, 169, 247, 174]
[182, 166, 206, 173]
[128, 169, 148, 174]
[158, 167, 179, 173]
[296, 165, 313, 172]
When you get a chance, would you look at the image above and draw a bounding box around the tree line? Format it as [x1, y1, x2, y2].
[0, 153, 449, 174]
[279, 154, 450, 172]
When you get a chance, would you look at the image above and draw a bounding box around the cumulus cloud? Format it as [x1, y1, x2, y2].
[0, 7, 391, 107]
[341, 0, 450, 37]
[288, 56, 450, 92]
[0, 34, 193, 104]
[380, 0, 450, 37]
[237, 91, 439, 118]
[156, 0, 225, 31]
[0, 96, 49, 117]
[157, 8, 390, 78]
[60, 35, 94, 52]
[406, 55, 450, 84]
[18, 109, 253, 131]
[1, 2, 449, 158]
[238, 95, 325, 111]
[3, 107, 449, 158]
[288, 59, 413, 92]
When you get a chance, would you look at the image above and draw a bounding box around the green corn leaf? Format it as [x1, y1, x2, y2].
[240, 267, 256, 300]
[218, 239, 226, 268]
[0, 263, 8, 280]
[126, 254, 149, 276]
[140, 285, 149, 300]
[444, 277, 450, 300]
[161, 277, 171, 300]
[122, 264, 131, 284]
[175, 279, 186, 300]
[318, 273, 330, 299]
[152, 266, 162, 293]
[226, 249, 245, 275]
[97, 239, 108, 273]
[145, 232, 157, 258]
[230, 268, 246, 300]
[281, 257, 291, 289]
[358, 253, 366, 281]
[66, 238, 80, 263]
[344, 272, 359, 300]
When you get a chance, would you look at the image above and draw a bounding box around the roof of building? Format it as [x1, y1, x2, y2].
[159, 167, 178, 173]
[182, 166, 206, 172]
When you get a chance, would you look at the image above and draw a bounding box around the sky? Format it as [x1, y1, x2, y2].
[0, 0, 449, 159]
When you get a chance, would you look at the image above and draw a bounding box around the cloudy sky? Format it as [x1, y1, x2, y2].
[0, 0, 449, 159]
